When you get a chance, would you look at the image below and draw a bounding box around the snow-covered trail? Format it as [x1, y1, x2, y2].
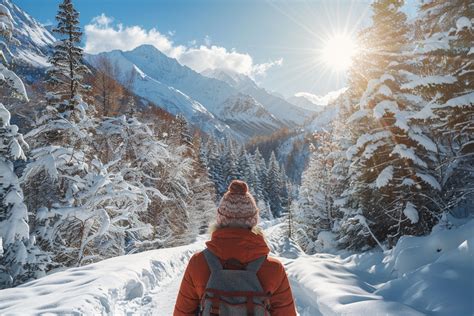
[113, 221, 417, 316]
[114, 256, 322, 316]
[111, 220, 322, 315]
[0, 219, 472, 315]
[115, 269, 182, 315]
[63, 219, 323, 315]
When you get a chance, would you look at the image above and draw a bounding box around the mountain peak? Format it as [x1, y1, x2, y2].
[130, 44, 162, 55]
[0, 0, 54, 70]
[201, 68, 258, 90]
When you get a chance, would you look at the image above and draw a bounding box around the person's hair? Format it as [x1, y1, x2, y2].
[208, 222, 264, 236]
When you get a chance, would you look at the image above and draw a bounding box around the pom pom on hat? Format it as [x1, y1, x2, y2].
[228, 180, 248, 195]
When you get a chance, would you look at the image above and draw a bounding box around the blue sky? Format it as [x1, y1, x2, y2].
[16, 0, 418, 97]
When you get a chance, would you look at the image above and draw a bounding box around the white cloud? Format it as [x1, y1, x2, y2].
[91, 13, 113, 27]
[84, 14, 282, 78]
[252, 58, 283, 78]
[84, 17, 184, 58]
[178, 45, 253, 74]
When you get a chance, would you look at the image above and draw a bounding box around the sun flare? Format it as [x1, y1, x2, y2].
[321, 33, 358, 71]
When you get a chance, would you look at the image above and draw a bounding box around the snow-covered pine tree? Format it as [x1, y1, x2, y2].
[246, 155, 261, 202]
[237, 148, 251, 184]
[266, 151, 283, 217]
[35, 158, 151, 266]
[294, 132, 338, 253]
[222, 139, 240, 188]
[206, 138, 226, 198]
[410, 0, 473, 216]
[253, 148, 267, 202]
[348, 0, 409, 98]
[237, 148, 261, 199]
[47, 0, 89, 118]
[346, 3, 442, 247]
[22, 0, 94, 221]
[169, 113, 193, 154]
[188, 135, 216, 234]
[0, 5, 44, 287]
[325, 93, 361, 248]
[21, 1, 144, 268]
[279, 165, 289, 212]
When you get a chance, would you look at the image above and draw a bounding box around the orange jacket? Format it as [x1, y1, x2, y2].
[173, 227, 297, 316]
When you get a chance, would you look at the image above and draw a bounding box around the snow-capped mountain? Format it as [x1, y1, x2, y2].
[86, 45, 285, 139]
[85, 49, 234, 137]
[217, 93, 282, 138]
[201, 68, 256, 91]
[202, 68, 313, 126]
[0, 0, 53, 69]
[0, 0, 54, 85]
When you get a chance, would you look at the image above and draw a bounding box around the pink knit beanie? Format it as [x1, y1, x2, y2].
[216, 180, 259, 228]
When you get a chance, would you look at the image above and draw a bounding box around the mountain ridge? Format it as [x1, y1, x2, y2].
[86, 45, 298, 140]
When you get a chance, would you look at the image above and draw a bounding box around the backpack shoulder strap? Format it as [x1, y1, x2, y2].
[245, 255, 266, 273]
[203, 248, 223, 272]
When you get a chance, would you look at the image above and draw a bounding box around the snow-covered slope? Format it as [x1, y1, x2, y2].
[0, 0, 54, 85]
[304, 103, 339, 132]
[0, 0, 53, 68]
[87, 46, 286, 139]
[217, 93, 282, 138]
[202, 68, 313, 126]
[201, 68, 257, 92]
[86, 50, 232, 137]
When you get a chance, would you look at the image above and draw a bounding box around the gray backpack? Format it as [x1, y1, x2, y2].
[199, 248, 271, 316]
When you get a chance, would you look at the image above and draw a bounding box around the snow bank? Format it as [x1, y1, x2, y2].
[377, 220, 474, 316]
[285, 219, 474, 316]
[0, 239, 205, 315]
[287, 255, 423, 316]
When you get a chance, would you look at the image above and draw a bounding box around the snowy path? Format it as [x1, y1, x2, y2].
[114, 221, 415, 316]
[115, 270, 182, 315]
[0, 220, 472, 315]
[115, 260, 322, 316]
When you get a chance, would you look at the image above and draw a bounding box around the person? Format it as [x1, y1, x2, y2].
[173, 180, 297, 316]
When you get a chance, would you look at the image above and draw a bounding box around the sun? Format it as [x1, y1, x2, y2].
[320, 32, 358, 71]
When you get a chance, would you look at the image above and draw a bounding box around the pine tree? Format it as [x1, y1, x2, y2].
[253, 148, 267, 202]
[348, 0, 409, 98]
[237, 148, 251, 183]
[22, 1, 100, 268]
[293, 132, 339, 253]
[206, 137, 226, 198]
[0, 5, 43, 288]
[169, 114, 193, 152]
[279, 165, 289, 212]
[339, 0, 440, 248]
[188, 135, 216, 234]
[266, 151, 283, 217]
[237, 148, 260, 197]
[47, 0, 89, 117]
[222, 139, 240, 188]
[411, 0, 473, 215]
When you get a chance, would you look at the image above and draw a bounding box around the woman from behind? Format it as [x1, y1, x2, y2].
[173, 180, 297, 316]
